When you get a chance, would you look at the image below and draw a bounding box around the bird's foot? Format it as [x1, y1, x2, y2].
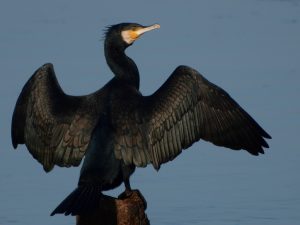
[118, 189, 147, 209]
[118, 189, 133, 199]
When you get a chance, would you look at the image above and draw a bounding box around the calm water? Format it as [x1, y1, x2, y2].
[0, 0, 299, 224]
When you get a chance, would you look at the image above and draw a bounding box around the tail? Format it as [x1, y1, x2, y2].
[51, 185, 101, 216]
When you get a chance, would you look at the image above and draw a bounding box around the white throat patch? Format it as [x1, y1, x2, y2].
[121, 30, 135, 44]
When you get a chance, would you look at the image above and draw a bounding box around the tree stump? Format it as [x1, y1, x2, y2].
[76, 190, 149, 225]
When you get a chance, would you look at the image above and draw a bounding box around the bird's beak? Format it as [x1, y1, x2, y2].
[135, 24, 161, 37]
[122, 24, 160, 44]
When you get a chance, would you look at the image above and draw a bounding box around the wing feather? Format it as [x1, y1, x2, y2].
[113, 65, 271, 170]
[151, 66, 271, 167]
[11, 64, 101, 171]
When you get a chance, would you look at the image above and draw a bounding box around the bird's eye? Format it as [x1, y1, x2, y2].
[130, 27, 140, 31]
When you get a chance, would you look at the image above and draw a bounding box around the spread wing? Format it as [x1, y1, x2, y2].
[113, 66, 271, 170]
[11, 63, 101, 172]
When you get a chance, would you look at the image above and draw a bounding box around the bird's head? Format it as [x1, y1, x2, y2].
[104, 23, 160, 49]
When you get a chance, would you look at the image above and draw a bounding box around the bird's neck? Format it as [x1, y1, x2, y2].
[105, 42, 140, 89]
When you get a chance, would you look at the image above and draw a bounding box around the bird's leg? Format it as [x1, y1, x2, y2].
[118, 178, 147, 209]
[118, 177, 133, 199]
[118, 163, 135, 199]
[124, 177, 132, 195]
[118, 163, 147, 208]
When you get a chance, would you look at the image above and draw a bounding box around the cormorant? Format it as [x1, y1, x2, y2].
[11, 23, 271, 216]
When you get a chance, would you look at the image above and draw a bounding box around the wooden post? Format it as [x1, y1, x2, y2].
[76, 190, 150, 225]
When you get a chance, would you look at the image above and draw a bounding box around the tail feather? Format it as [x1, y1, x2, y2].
[51, 185, 101, 216]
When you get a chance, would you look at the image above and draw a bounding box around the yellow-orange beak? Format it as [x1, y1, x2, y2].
[121, 24, 160, 44]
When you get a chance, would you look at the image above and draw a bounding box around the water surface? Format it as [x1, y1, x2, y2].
[0, 0, 299, 224]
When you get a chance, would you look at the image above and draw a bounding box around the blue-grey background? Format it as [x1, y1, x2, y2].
[1, 0, 299, 224]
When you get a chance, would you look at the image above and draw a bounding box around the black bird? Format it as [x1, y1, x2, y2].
[11, 23, 271, 216]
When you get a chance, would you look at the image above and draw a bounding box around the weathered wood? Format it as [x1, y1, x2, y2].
[76, 190, 149, 225]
